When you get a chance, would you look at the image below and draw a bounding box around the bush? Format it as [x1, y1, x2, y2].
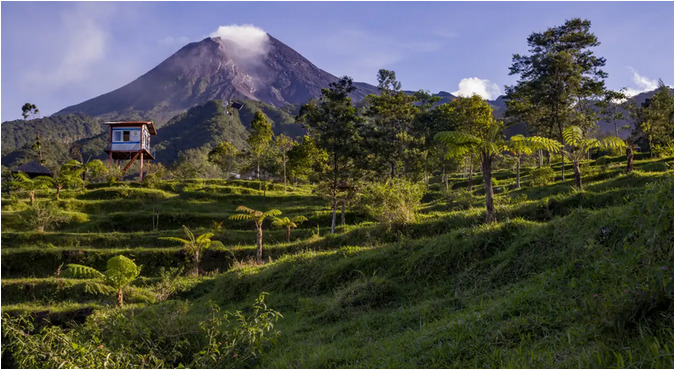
[529, 166, 555, 187]
[359, 178, 424, 226]
[19, 201, 68, 233]
[445, 188, 476, 210]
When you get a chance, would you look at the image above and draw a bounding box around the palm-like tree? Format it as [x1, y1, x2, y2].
[506, 134, 562, 188]
[561, 126, 624, 189]
[159, 225, 222, 276]
[63, 255, 141, 306]
[230, 206, 281, 262]
[436, 124, 560, 222]
[11, 172, 51, 206]
[272, 215, 308, 243]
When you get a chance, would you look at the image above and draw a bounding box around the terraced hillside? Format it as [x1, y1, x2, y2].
[2, 154, 673, 368]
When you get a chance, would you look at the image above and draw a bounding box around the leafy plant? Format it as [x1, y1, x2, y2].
[20, 200, 66, 233]
[63, 255, 141, 306]
[230, 206, 281, 262]
[529, 166, 555, 187]
[159, 225, 223, 276]
[359, 178, 424, 226]
[11, 172, 51, 206]
[561, 125, 623, 189]
[272, 215, 308, 242]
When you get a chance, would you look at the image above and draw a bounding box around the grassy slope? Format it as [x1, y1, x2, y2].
[1, 155, 673, 367]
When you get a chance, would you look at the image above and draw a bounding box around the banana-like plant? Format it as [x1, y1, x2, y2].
[272, 215, 308, 243]
[46, 162, 85, 199]
[63, 255, 141, 306]
[230, 206, 281, 262]
[561, 126, 624, 189]
[506, 134, 562, 188]
[159, 225, 222, 276]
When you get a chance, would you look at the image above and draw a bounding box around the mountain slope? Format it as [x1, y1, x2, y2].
[56, 36, 378, 125]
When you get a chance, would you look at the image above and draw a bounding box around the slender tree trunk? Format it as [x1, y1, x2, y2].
[468, 154, 474, 191]
[256, 224, 263, 262]
[257, 159, 261, 193]
[30, 191, 36, 206]
[286, 227, 291, 243]
[331, 155, 338, 234]
[283, 153, 287, 192]
[193, 250, 200, 276]
[559, 125, 565, 181]
[56, 186, 62, 200]
[117, 288, 124, 307]
[626, 147, 634, 173]
[423, 152, 429, 185]
[227, 155, 233, 180]
[516, 154, 521, 189]
[442, 165, 447, 191]
[546, 151, 551, 166]
[341, 201, 346, 226]
[482, 153, 496, 223]
[572, 160, 582, 189]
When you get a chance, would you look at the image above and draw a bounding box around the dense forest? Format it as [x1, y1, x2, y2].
[2, 18, 673, 369]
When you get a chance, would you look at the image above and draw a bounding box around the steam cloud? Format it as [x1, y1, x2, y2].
[452, 77, 501, 100]
[210, 24, 271, 61]
[624, 68, 659, 97]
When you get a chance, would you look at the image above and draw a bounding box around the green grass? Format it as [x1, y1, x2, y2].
[2, 155, 673, 368]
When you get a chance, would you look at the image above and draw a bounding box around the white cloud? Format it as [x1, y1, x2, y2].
[452, 77, 501, 100]
[26, 4, 111, 89]
[209, 24, 271, 61]
[624, 67, 659, 97]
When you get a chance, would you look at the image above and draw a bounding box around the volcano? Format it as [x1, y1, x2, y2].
[56, 35, 378, 125]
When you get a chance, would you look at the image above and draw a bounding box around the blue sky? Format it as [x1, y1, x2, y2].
[2, 1, 674, 122]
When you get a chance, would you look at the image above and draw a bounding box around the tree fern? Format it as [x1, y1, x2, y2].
[63, 264, 105, 279]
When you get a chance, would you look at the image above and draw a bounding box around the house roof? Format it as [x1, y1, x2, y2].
[12, 160, 53, 176]
[103, 121, 157, 135]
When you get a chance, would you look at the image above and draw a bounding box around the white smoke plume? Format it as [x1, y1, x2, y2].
[452, 77, 501, 100]
[624, 67, 659, 97]
[210, 24, 271, 61]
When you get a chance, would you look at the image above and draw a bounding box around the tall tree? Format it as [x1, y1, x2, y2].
[506, 18, 609, 181]
[248, 111, 274, 191]
[21, 103, 43, 162]
[274, 134, 295, 192]
[362, 69, 419, 179]
[208, 141, 238, 179]
[435, 96, 560, 222]
[297, 76, 361, 234]
[631, 80, 674, 156]
[287, 135, 327, 184]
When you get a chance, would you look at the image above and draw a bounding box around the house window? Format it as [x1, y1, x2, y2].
[113, 131, 122, 142]
[123, 131, 130, 142]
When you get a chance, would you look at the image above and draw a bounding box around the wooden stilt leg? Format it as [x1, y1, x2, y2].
[139, 152, 144, 181]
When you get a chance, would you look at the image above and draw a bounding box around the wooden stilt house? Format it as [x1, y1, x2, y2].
[103, 121, 157, 181]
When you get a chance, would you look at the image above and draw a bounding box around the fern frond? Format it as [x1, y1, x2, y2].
[264, 209, 282, 217]
[527, 136, 563, 153]
[196, 233, 214, 242]
[235, 206, 256, 214]
[434, 131, 481, 146]
[158, 236, 191, 245]
[292, 215, 308, 224]
[599, 136, 625, 149]
[83, 281, 115, 295]
[230, 214, 252, 221]
[63, 264, 105, 279]
[562, 126, 583, 146]
[271, 217, 289, 227]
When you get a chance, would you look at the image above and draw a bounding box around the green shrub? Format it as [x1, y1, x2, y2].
[529, 166, 555, 187]
[444, 188, 476, 210]
[359, 179, 424, 226]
